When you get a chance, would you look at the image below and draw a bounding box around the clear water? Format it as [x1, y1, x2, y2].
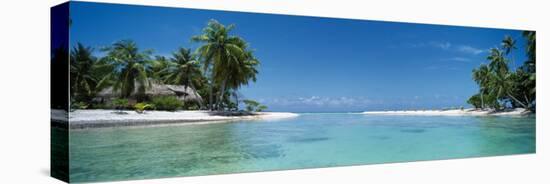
[68, 113, 535, 182]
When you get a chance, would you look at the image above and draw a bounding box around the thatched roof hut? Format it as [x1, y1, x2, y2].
[97, 82, 203, 104]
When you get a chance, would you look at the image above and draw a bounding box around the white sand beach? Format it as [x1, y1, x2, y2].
[362, 108, 532, 116]
[66, 110, 298, 129]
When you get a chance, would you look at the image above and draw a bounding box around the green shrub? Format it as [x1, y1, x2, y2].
[91, 103, 112, 109]
[71, 101, 89, 110]
[185, 103, 200, 110]
[243, 99, 268, 112]
[257, 105, 268, 112]
[467, 94, 482, 109]
[134, 103, 154, 113]
[243, 99, 259, 112]
[150, 96, 183, 111]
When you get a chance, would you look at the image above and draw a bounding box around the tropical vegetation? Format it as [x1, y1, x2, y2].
[468, 31, 536, 112]
[243, 99, 268, 112]
[134, 103, 154, 114]
[68, 19, 264, 112]
[150, 96, 183, 111]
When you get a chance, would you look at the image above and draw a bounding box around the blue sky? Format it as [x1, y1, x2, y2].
[70, 2, 528, 112]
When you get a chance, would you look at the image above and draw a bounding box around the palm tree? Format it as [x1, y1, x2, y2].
[487, 48, 528, 108]
[213, 38, 259, 110]
[486, 48, 528, 109]
[100, 40, 153, 99]
[469, 32, 536, 112]
[487, 48, 508, 76]
[522, 31, 536, 90]
[70, 43, 98, 101]
[521, 31, 536, 110]
[215, 58, 259, 110]
[522, 31, 536, 68]
[501, 35, 517, 70]
[192, 19, 246, 110]
[472, 64, 490, 109]
[230, 90, 242, 111]
[151, 55, 170, 81]
[161, 48, 204, 108]
[488, 71, 528, 109]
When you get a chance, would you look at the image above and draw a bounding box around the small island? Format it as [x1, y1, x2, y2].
[60, 19, 299, 129]
[363, 108, 531, 116]
[366, 32, 536, 117]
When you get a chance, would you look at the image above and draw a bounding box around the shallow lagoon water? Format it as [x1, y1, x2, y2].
[68, 113, 535, 182]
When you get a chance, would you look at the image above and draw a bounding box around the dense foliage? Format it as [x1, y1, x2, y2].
[150, 96, 183, 111]
[243, 99, 268, 112]
[468, 31, 536, 112]
[68, 19, 263, 112]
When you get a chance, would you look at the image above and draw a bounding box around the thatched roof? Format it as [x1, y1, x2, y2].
[97, 82, 203, 103]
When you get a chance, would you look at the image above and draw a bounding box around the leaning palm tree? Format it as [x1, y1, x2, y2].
[99, 40, 153, 99]
[212, 38, 259, 110]
[488, 71, 528, 109]
[501, 35, 517, 70]
[161, 48, 204, 108]
[70, 43, 98, 101]
[192, 19, 245, 110]
[486, 48, 529, 109]
[216, 56, 259, 110]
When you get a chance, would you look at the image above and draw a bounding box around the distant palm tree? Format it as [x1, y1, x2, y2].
[100, 40, 153, 99]
[70, 43, 98, 100]
[192, 19, 245, 110]
[501, 35, 517, 70]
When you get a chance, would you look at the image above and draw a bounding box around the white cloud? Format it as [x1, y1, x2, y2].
[429, 41, 451, 50]
[456, 45, 485, 55]
[402, 41, 487, 56]
[441, 57, 472, 62]
[424, 65, 459, 71]
[263, 96, 374, 107]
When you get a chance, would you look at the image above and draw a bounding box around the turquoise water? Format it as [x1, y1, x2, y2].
[69, 114, 535, 182]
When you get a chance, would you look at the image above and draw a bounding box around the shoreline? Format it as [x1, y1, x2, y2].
[52, 108, 534, 129]
[55, 109, 299, 129]
[362, 108, 533, 116]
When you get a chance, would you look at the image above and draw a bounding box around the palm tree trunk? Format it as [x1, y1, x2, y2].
[507, 92, 528, 109]
[480, 90, 484, 109]
[216, 78, 227, 111]
[523, 93, 530, 109]
[208, 72, 214, 111]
